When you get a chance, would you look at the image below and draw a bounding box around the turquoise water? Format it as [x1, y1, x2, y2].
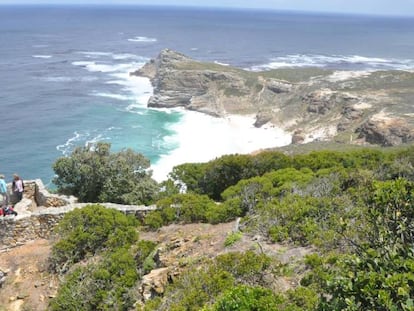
[1, 5, 414, 185]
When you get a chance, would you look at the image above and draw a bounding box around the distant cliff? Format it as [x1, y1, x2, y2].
[132, 49, 414, 147]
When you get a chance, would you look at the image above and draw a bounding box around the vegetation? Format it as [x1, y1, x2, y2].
[49, 205, 144, 310]
[53, 142, 158, 204]
[49, 204, 139, 274]
[47, 143, 414, 310]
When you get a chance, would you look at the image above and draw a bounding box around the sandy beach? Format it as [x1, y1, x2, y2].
[151, 109, 292, 182]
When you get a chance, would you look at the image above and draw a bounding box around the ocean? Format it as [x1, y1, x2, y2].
[1, 5, 414, 186]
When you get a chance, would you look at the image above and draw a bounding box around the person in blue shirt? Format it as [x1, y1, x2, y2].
[0, 174, 9, 206]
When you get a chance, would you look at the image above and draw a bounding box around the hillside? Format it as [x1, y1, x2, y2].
[133, 49, 414, 146]
[2, 146, 414, 310]
[0, 221, 311, 311]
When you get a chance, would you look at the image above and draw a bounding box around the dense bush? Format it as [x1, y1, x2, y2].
[49, 204, 138, 273]
[167, 148, 395, 201]
[53, 142, 158, 204]
[134, 240, 158, 276]
[143, 193, 241, 229]
[49, 247, 139, 311]
[169, 153, 290, 201]
[319, 179, 414, 310]
[168, 162, 208, 193]
[221, 167, 315, 216]
[205, 285, 285, 311]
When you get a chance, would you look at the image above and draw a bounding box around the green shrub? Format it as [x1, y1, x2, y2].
[215, 251, 273, 286]
[319, 179, 414, 310]
[162, 264, 235, 311]
[49, 204, 138, 273]
[134, 240, 157, 277]
[207, 285, 285, 311]
[144, 193, 222, 229]
[143, 210, 165, 229]
[224, 232, 243, 247]
[205, 201, 242, 224]
[50, 248, 138, 311]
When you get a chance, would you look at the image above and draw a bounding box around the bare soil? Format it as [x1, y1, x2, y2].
[0, 239, 57, 311]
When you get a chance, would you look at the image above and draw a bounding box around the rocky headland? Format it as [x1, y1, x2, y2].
[132, 49, 414, 147]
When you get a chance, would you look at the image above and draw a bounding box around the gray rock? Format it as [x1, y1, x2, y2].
[357, 118, 414, 146]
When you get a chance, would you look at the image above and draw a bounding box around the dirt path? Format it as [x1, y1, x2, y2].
[0, 239, 58, 311]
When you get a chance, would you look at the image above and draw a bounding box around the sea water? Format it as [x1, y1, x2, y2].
[1, 5, 414, 185]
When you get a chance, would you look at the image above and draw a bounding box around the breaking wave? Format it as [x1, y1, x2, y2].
[250, 54, 414, 71]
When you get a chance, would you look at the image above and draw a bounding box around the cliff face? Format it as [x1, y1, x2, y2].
[133, 49, 414, 147]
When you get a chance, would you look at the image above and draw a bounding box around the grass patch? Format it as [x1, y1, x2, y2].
[224, 231, 243, 247]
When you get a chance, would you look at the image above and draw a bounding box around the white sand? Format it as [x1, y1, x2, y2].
[303, 125, 337, 144]
[325, 70, 372, 82]
[115, 73, 292, 182]
[151, 110, 292, 182]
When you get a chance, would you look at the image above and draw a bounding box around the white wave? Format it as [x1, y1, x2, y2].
[32, 55, 52, 59]
[128, 36, 157, 43]
[107, 126, 122, 131]
[250, 54, 414, 71]
[91, 92, 132, 101]
[112, 53, 143, 60]
[42, 76, 73, 82]
[125, 103, 147, 114]
[214, 61, 230, 66]
[56, 129, 116, 156]
[107, 72, 153, 107]
[85, 134, 111, 146]
[77, 51, 144, 61]
[56, 131, 84, 156]
[72, 60, 144, 73]
[151, 111, 292, 182]
[41, 76, 98, 82]
[77, 51, 113, 57]
[73, 54, 152, 109]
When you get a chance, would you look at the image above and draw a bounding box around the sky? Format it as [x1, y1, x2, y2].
[0, 0, 414, 17]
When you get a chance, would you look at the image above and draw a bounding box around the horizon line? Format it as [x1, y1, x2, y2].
[0, 3, 414, 18]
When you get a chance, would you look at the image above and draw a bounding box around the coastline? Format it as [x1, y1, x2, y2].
[150, 109, 292, 182]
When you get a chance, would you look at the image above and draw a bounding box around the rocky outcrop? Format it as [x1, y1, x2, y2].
[357, 114, 414, 146]
[132, 49, 294, 119]
[302, 89, 337, 115]
[133, 49, 414, 147]
[141, 267, 170, 301]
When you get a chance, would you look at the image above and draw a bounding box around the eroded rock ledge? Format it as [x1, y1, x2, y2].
[133, 49, 414, 147]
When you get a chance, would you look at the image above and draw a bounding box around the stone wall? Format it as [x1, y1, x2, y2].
[0, 180, 156, 250]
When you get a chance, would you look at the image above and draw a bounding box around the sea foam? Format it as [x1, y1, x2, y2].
[250, 54, 414, 71]
[151, 111, 292, 182]
[32, 55, 53, 59]
[127, 36, 157, 43]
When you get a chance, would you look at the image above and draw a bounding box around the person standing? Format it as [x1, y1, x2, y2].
[0, 175, 9, 206]
[12, 174, 24, 202]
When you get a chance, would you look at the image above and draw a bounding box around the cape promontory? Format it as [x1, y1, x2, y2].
[132, 49, 414, 146]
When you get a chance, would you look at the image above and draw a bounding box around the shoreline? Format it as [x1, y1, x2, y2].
[150, 109, 292, 182]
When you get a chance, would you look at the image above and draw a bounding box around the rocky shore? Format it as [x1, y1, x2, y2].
[132, 49, 414, 147]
